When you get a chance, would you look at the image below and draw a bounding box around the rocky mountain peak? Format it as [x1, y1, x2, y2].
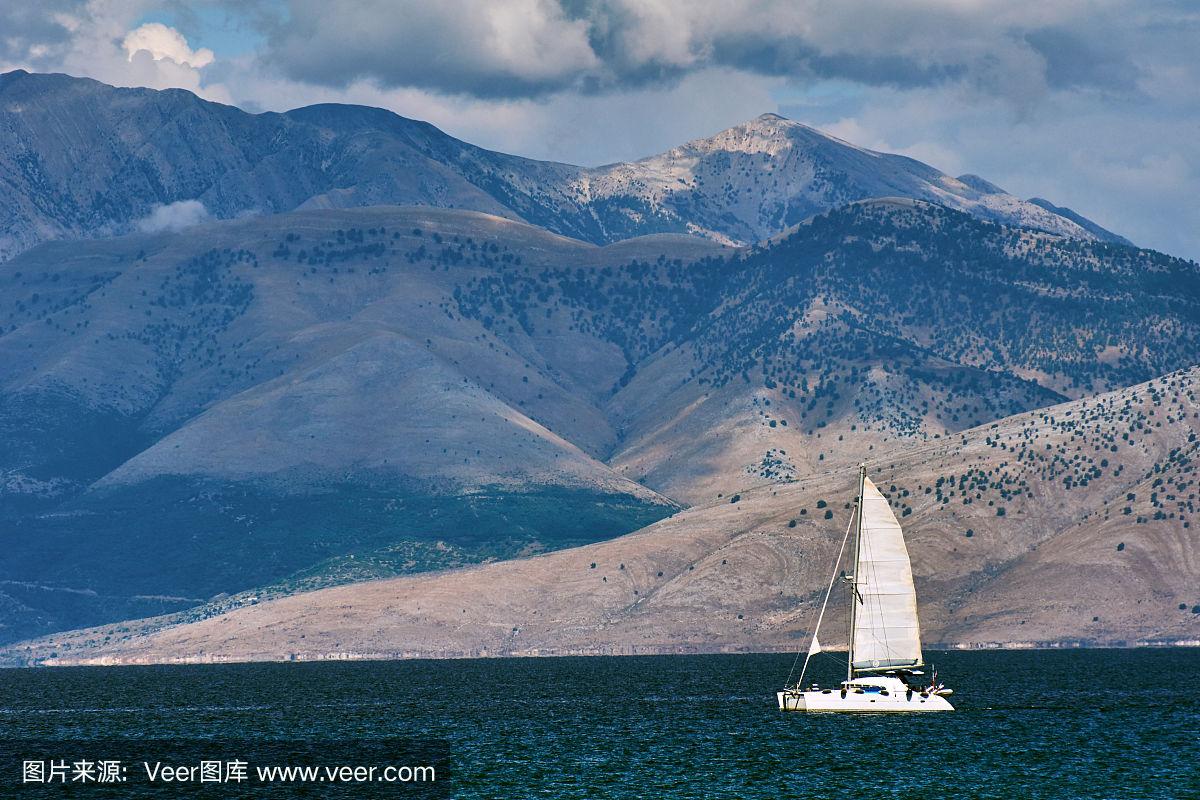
[0, 72, 1132, 262]
[955, 173, 1007, 195]
[667, 112, 838, 158]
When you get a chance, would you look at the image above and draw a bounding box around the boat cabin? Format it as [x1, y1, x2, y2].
[803, 674, 931, 696]
[841, 676, 911, 695]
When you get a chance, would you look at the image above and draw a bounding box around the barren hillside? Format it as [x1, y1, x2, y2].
[3, 198, 1197, 644]
[10, 367, 1196, 666]
[0, 207, 720, 641]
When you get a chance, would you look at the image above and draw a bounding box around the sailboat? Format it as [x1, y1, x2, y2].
[778, 465, 954, 712]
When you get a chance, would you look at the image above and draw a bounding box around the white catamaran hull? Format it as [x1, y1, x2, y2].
[777, 689, 953, 713]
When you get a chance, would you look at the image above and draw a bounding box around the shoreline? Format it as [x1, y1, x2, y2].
[5, 638, 1198, 670]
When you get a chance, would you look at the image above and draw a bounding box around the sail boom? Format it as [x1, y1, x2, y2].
[851, 659, 924, 674]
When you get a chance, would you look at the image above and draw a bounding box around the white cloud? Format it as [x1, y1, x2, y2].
[136, 200, 211, 233]
[0, 3, 231, 103]
[122, 22, 214, 68]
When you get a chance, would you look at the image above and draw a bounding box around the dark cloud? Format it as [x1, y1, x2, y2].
[571, 3, 965, 92]
[258, 0, 599, 99]
[0, 4, 77, 67]
[251, 1, 1114, 100]
[1023, 28, 1141, 94]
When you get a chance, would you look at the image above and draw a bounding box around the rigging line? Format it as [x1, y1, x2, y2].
[785, 505, 856, 691]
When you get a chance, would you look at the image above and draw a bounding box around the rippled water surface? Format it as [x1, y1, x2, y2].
[3, 649, 1198, 798]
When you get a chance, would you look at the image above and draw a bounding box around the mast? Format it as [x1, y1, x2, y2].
[846, 463, 865, 684]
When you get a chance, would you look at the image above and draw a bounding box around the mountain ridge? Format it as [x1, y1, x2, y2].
[0, 70, 1128, 262]
[1, 72, 1192, 653]
[1, 199, 1196, 643]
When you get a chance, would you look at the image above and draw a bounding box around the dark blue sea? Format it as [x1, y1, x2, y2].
[2, 649, 1198, 798]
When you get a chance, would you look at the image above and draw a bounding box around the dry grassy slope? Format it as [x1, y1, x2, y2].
[1, 207, 736, 642]
[4, 201, 1197, 645]
[603, 331, 1006, 504]
[452, 198, 1199, 506]
[13, 367, 1197, 666]
[938, 371, 1200, 644]
[7, 200, 1190, 513]
[97, 331, 651, 496]
[1, 206, 729, 499]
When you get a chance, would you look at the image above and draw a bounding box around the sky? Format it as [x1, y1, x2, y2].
[1, 1, 1197, 260]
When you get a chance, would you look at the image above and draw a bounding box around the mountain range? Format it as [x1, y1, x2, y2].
[0, 71, 1195, 660]
[1, 70, 1127, 263]
[9, 365, 1199, 665]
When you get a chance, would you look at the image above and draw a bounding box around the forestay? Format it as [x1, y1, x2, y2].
[851, 477, 923, 671]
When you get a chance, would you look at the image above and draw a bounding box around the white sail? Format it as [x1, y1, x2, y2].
[851, 477, 923, 671]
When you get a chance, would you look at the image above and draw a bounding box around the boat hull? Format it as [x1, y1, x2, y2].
[777, 689, 954, 713]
